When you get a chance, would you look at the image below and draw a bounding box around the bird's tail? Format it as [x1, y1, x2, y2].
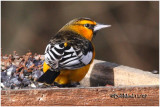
[37, 69, 60, 84]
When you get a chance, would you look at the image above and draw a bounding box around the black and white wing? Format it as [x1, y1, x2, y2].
[44, 42, 93, 70]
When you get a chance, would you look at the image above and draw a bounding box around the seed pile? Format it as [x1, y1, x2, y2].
[1, 51, 56, 90]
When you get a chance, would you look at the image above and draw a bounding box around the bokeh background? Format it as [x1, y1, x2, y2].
[1, 1, 159, 71]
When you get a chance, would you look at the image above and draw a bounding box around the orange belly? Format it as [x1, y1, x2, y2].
[54, 63, 91, 84]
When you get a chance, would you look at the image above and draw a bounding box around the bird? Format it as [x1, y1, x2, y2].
[37, 17, 111, 87]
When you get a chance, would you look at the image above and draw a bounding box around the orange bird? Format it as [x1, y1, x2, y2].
[37, 17, 111, 87]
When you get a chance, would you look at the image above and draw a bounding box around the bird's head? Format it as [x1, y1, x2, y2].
[59, 17, 111, 41]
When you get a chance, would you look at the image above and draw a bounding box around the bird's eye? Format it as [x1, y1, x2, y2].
[84, 24, 91, 28]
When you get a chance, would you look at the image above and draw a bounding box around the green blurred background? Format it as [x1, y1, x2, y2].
[1, 1, 159, 71]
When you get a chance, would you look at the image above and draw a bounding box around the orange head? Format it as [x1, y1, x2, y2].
[58, 17, 111, 41]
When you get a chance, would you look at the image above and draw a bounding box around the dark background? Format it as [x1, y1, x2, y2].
[1, 1, 159, 71]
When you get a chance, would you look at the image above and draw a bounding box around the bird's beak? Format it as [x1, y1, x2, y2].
[94, 23, 111, 32]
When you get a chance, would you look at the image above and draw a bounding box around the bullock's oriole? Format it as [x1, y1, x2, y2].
[37, 17, 111, 87]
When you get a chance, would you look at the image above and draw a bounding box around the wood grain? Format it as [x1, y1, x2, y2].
[1, 85, 159, 106]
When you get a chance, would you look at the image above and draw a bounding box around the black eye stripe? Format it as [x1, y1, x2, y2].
[84, 24, 90, 28]
[84, 24, 94, 30]
[73, 24, 95, 30]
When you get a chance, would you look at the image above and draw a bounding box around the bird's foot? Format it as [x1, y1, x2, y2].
[54, 82, 80, 88]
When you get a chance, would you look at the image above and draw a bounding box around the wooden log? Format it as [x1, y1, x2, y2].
[80, 59, 159, 87]
[1, 85, 159, 106]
